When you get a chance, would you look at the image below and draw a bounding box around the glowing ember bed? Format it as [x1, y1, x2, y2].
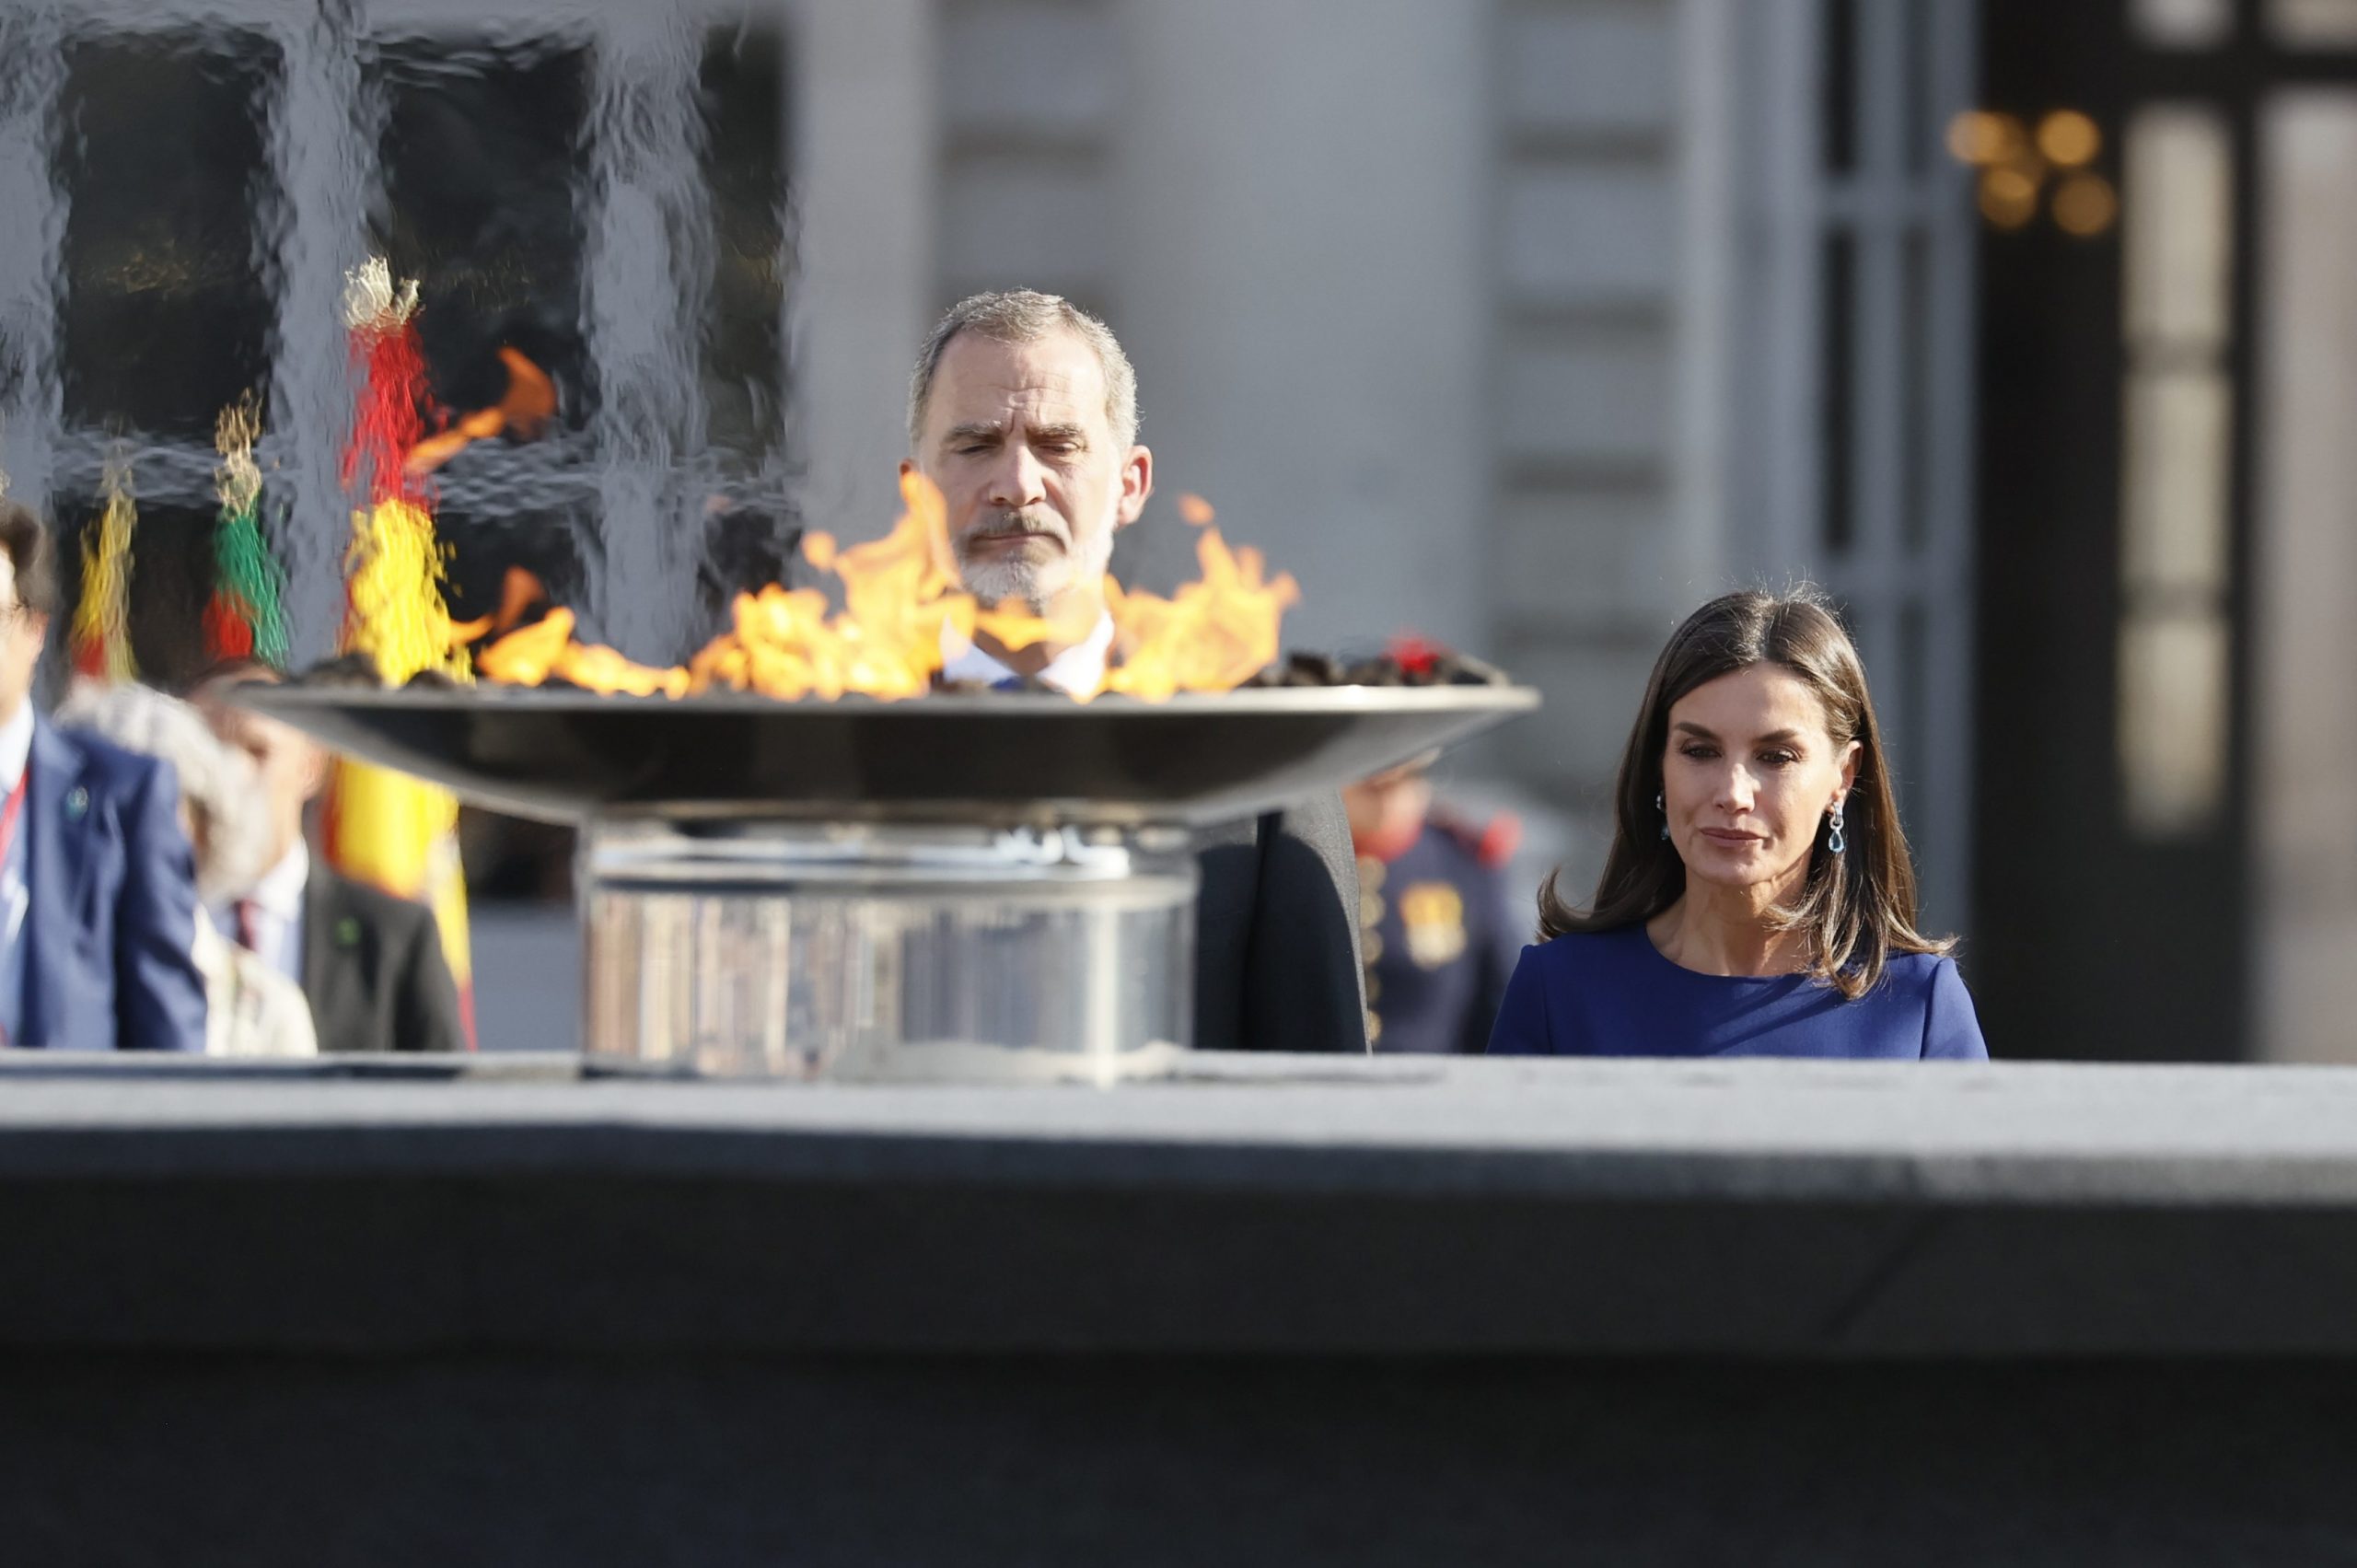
[240, 681, 1537, 1078]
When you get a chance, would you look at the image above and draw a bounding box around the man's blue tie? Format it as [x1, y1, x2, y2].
[990, 675, 1028, 691]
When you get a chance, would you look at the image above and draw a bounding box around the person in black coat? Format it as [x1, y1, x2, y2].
[296, 862, 466, 1056]
[906, 289, 1364, 1053]
[1191, 794, 1367, 1052]
[191, 662, 466, 1054]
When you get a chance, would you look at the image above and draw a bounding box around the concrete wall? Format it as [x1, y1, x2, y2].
[8, 1056, 2357, 1563]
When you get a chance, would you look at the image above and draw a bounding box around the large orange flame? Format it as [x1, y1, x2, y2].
[1102, 494, 1298, 701]
[473, 478, 1295, 702]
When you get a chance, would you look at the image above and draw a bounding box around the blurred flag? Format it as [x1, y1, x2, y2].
[323, 259, 478, 1048]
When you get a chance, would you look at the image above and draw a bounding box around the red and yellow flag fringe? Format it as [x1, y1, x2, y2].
[321, 259, 476, 1047]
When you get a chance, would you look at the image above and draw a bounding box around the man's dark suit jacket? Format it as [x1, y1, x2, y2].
[1192, 790, 1366, 1053]
[301, 866, 467, 1053]
[15, 719, 206, 1051]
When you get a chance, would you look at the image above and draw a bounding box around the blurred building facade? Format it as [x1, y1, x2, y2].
[20, 0, 2357, 1061]
[792, 0, 1983, 980]
[803, 0, 2357, 1064]
[1972, 0, 2357, 1064]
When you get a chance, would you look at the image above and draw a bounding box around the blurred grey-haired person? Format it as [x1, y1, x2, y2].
[57, 679, 317, 1058]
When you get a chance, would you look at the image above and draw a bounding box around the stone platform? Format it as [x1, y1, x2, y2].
[4, 1051, 2356, 1563]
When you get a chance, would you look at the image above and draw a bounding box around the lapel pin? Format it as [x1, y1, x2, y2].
[64, 786, 88, 820]
[336, 916, 362, 947]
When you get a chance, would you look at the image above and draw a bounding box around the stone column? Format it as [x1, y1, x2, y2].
[582, 0, 715, 661]
[1110, 0, 1490, 656]
[787, 0, 935, 541]
[262, 0, 382, 664]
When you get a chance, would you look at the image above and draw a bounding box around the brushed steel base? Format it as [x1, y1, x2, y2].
[580, 820, 1197, 1079]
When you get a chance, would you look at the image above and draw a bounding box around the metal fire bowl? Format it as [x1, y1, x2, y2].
[235, 682, 1541, 827]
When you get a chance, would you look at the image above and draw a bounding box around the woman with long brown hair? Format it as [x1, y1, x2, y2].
[1487, 589, 1985, 1059]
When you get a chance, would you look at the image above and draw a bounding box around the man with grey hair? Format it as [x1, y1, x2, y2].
[903, 289, 1366, 1052]
[906, 288, 1144, 678]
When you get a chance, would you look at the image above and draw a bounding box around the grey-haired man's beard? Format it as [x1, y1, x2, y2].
[953, 510, 1070, 610]
[958, 558, 1051, 611]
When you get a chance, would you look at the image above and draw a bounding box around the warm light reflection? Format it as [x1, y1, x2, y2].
[2052, 172, 2121, 237]
[2038, 110, 2104, 168]
[1979, 167, 2041, 229]
[1955, 105, 2113, 236]
[1945, 110, 2026, 167]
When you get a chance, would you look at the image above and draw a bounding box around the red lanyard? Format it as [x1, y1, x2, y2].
[0, 768, 22, 1047]
[0, 768, 25, 874]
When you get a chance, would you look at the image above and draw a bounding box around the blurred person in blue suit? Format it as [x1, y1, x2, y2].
[57, 678, 314, 1058]
[0, 500, 205, 1052]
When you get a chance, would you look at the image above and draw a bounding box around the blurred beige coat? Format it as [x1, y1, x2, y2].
[191, 909, 318, 1057]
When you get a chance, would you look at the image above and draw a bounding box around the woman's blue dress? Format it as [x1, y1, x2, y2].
[1485, 924, 1988, 1060]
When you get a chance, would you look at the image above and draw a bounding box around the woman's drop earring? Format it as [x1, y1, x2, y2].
[1655, 791, 1669, 841]
[1826, 803, 1847, 855]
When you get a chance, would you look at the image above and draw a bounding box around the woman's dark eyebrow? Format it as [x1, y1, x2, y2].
[1671, 720, 1807, 747]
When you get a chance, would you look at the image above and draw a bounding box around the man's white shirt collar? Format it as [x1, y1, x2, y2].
[0, 702, 31, 793]
[940, 612, 1115, 697]
[248, 839, 310, 921]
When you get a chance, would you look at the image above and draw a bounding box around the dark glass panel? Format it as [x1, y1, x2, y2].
[58, 30, 278, 437]
[701, 21, 788, 469]
[1824, 0, 1861, 173]
[376, 35, 590, 424]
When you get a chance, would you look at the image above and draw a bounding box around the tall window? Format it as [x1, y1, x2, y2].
[2117, 102, 2235, 835]
[0, 0, 789, 678]
[1735, 0, 1980, 933]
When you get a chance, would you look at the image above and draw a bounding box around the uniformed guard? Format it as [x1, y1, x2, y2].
[1343, 754, 1525, 1054]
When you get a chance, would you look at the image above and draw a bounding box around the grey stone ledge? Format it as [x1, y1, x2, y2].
[0, 1053, 2355, 1360]
[0, 1051, 2353, 1208]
